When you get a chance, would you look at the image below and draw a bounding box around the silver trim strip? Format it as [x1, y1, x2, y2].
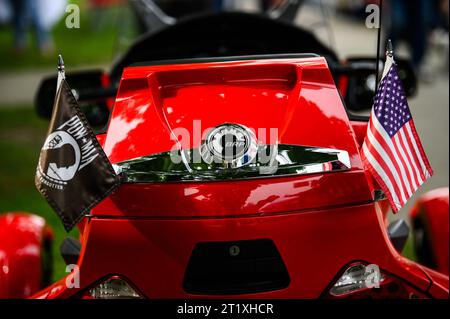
[117, 144, 352, 183]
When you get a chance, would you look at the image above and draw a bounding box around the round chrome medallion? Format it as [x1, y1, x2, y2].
[200, 123, 257, 168]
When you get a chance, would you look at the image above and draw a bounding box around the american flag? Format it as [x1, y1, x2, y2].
[361, 57, 433, 212]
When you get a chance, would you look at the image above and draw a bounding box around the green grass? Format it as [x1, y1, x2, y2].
[0, 1, 138, 71]
[0, 0, 139, 283]
[0, 107, 78, 282]
[402, 236, 416, 261]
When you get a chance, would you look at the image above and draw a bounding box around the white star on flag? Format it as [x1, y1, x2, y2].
[361, 54, 433, 212]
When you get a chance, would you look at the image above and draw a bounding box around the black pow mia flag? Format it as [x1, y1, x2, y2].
[35, 65, 120, 231]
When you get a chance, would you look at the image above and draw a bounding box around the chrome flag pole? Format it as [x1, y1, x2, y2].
[57, 54, 65, 91]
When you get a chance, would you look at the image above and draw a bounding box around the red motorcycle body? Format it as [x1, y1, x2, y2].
[0, 213, 52, 298]
[2, 57, 448, 299]
[410, 188, 449, 276]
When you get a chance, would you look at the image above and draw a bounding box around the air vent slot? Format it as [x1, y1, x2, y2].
[183, 239, 290, 295]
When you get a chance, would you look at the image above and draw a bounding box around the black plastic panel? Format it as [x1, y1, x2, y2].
[183, 239, 290, 295]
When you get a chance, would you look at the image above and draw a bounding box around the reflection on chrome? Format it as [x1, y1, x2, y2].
[116, 144, 351, 183]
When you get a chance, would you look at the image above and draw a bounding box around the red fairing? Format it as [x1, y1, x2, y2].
[35, 203, 442, 299]
[26, 57, 449, 299]
[350, 120, 368, 149]
[104, 58, 363, 165]
[410, 188, 449, 275]
[98, 57, 372, 218]
[0, 213, 52, 298]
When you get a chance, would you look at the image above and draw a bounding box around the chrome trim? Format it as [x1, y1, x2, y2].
[117, 144, 351, 183]
[200, 123, 258, 169]
[373, 189, 388, 202]
[112, 164, 123, 175]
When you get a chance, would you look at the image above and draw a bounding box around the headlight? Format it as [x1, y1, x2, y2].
[80, 276, 144, 299]
[324, 262, 429, 299]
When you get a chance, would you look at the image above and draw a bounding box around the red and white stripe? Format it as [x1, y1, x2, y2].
[362, 80, 433, 211]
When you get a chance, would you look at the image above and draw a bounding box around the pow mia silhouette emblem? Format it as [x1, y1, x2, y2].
[37, 115, 99, 190]
[35, 73, 120, 231]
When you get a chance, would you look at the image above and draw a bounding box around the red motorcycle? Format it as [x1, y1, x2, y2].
[0, 1, 448, 299]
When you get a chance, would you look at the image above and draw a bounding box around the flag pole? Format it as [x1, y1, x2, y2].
[57, 54, 65, 90]
[57, 54, 65, 77]
[375, 0, 384, 91]
[386, 38, 394, 58]
[380, 39, 395, 79]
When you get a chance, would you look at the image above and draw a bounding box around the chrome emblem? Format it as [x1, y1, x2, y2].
[200, 123, 257, 168]
[229, 245, 240, 257]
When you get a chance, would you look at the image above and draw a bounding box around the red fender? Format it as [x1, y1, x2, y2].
[0, 213, 53, 298]
[410, 188, 449, 276]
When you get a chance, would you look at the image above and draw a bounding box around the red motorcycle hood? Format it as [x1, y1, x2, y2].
[95, 57, 373, 218]
[104, 57, 360, 164]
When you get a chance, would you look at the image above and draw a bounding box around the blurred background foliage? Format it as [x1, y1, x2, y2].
[0, 0, 140, 282]
[0, 0, 139, 71]
[1, 0, 445, 284]
[0, 107, 75, 281]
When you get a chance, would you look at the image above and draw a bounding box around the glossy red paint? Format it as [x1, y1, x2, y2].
[97, 57, 373, 220]
[95, 172, 373, 219]
[17, 57, 450, 298]
[0, 213, 52, 298]
[350, 120, 367, 149]
[96, 133, 106, 148]
[337, 75, 349, 99]
[410, 188, 449, 275]
[33, 202, 448, 299]
[100, 73, 115, 110]
[103, 58, 364, 166]
[422, 266, 450, 299]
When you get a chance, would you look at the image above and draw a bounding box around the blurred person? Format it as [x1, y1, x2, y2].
[0, 0, 12, 25]
[261, 0, 286, 11]
[429, 0, 449, 72]
[8, 0, 29, 53]
[7, 0, 65, 55]
[430, 0, 449, 31]
[386, 0, 438, 76]
[213, 0, 232, 12]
